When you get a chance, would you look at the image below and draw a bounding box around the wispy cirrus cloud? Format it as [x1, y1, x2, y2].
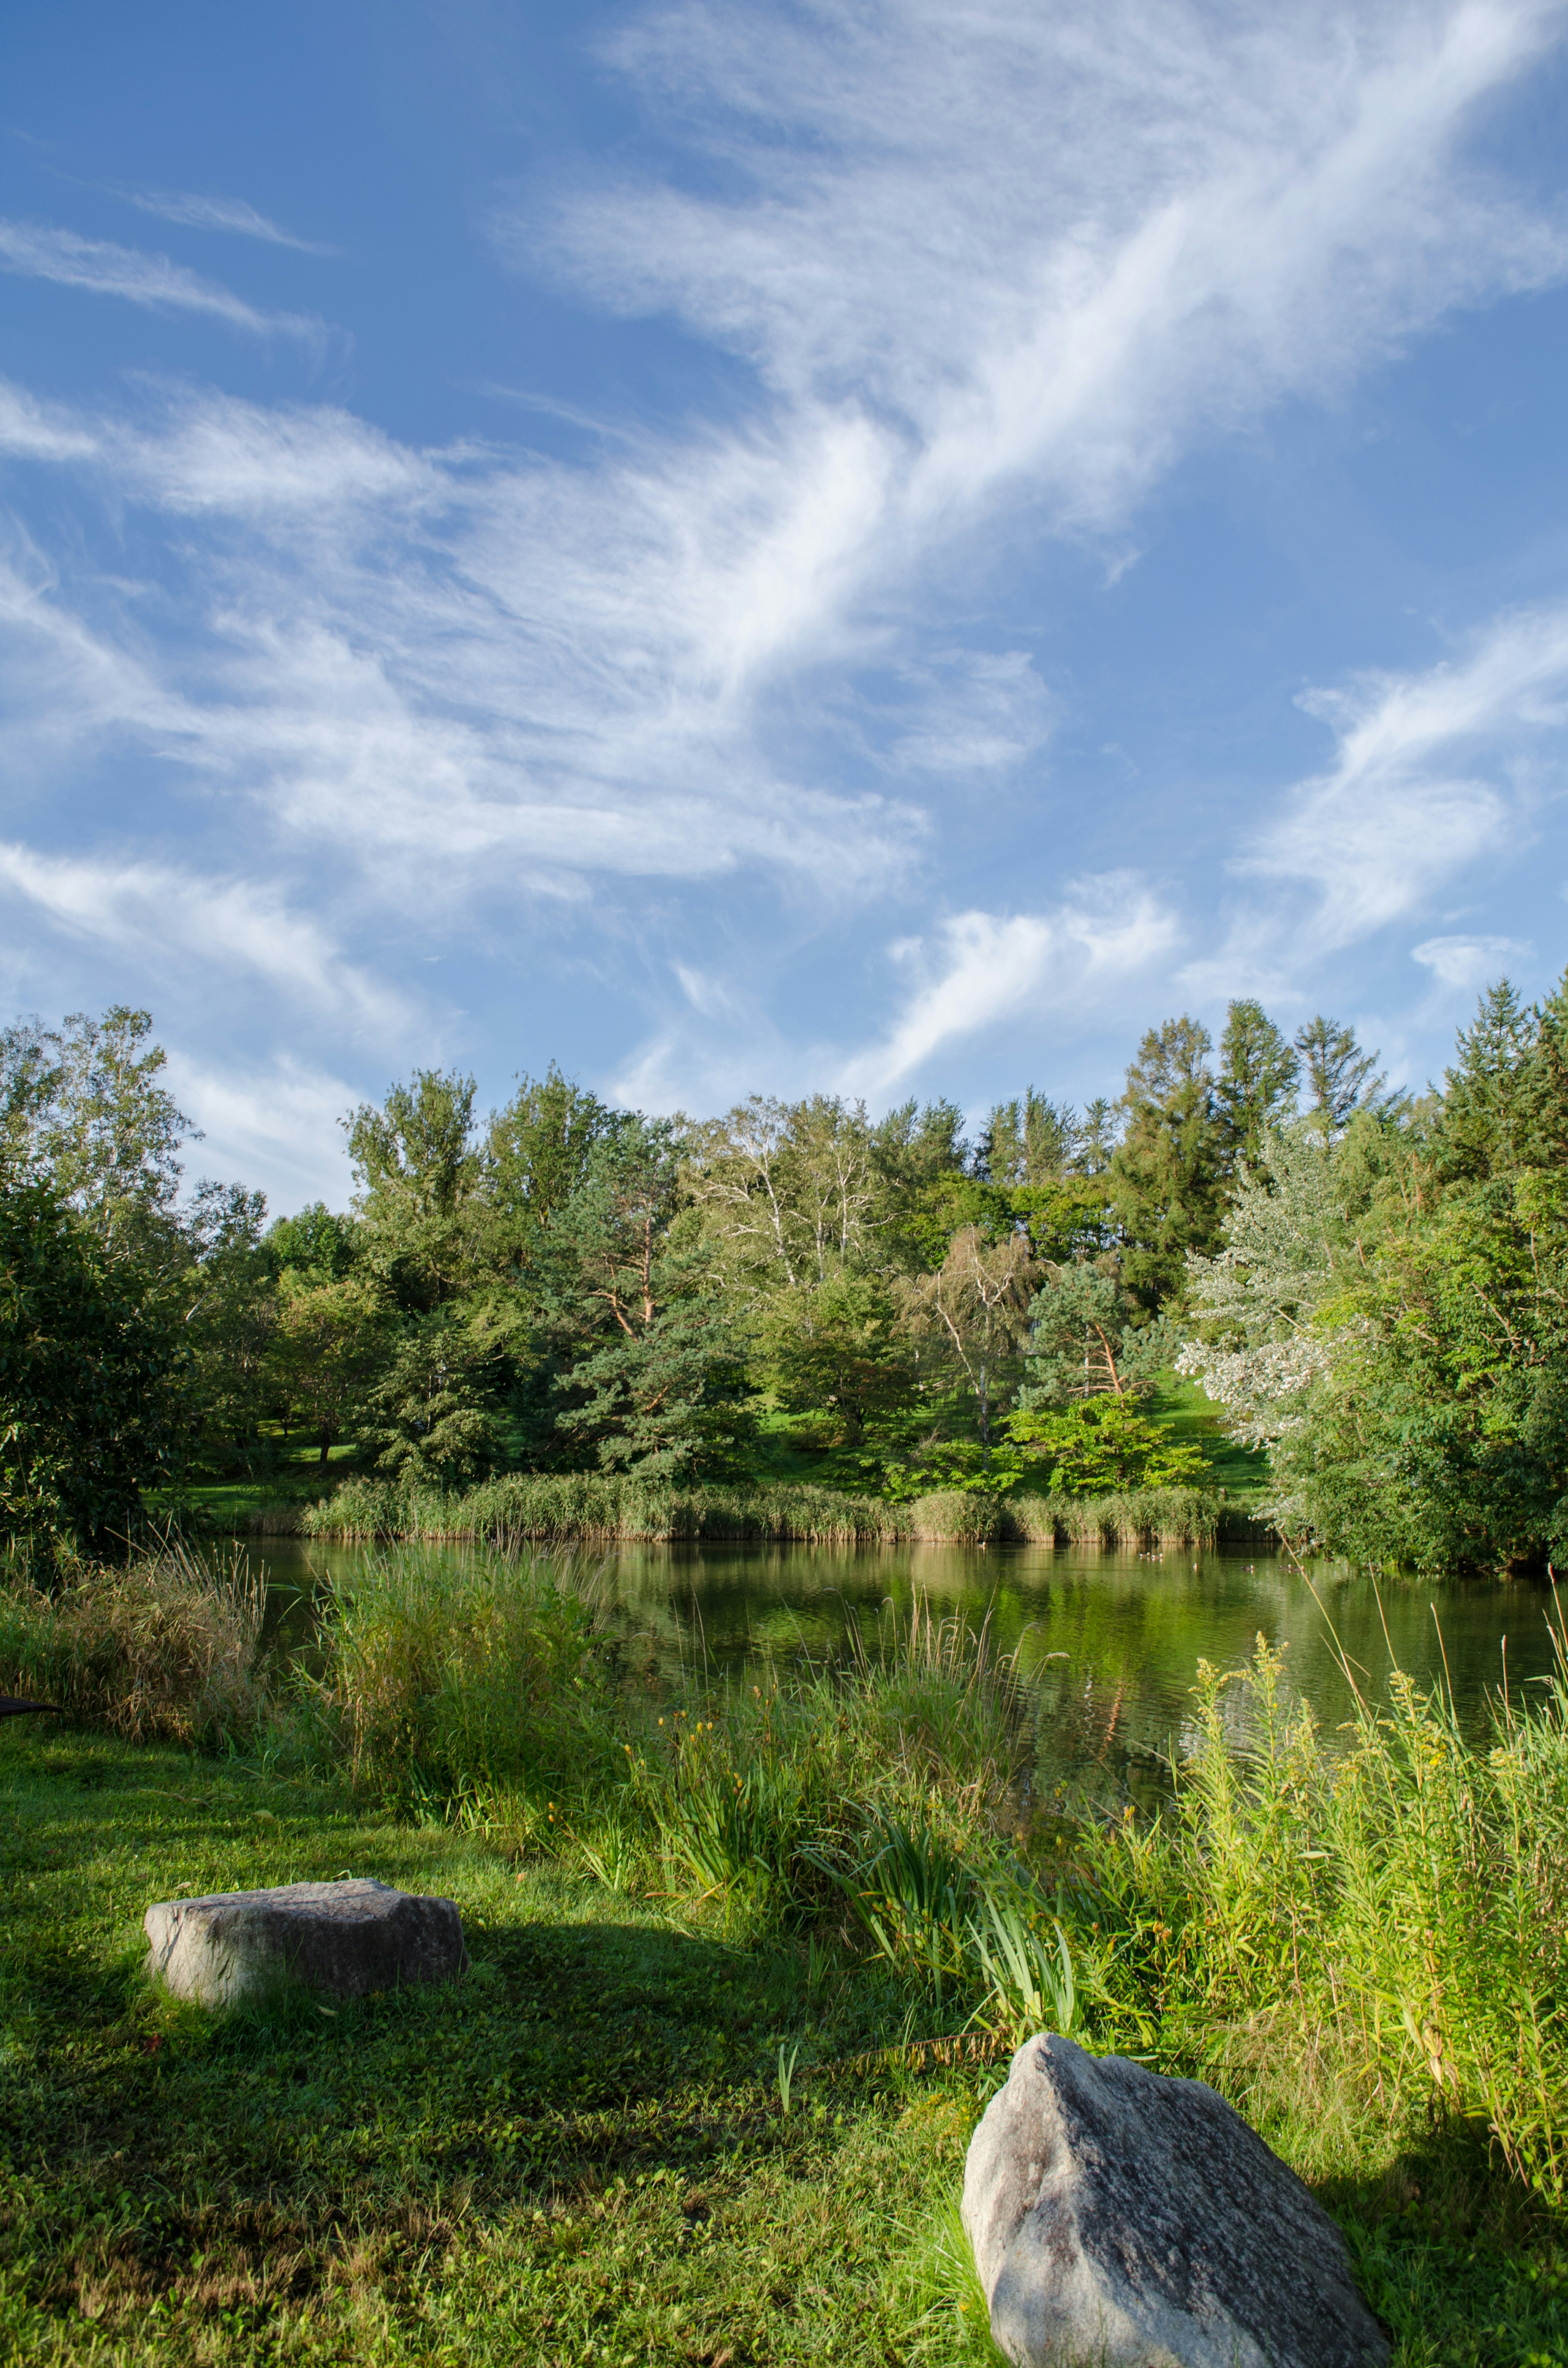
[0, 219, 322, 339]
[839, 879, 1183, 1099]
[1241, 603, 1568, 945]
[1413, 931, 1536, 987]
[1, 0, 1567, 1106]
[0, 842, 407, 1036]
[160, 1049, 364, 1208]
[126, 189, 335, 253]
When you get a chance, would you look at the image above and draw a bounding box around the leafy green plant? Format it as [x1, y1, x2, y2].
[969, 1888, 1076, 2041]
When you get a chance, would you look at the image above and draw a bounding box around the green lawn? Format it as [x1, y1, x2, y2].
[4, 1724, 1568, 2364]
[1145, 1371, 1272, 1508]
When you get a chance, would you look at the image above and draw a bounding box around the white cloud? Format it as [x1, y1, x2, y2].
[0, 220, 321, 339]
[162, 1050, 360, 1211]
[0, 0, 1565, 1051]
[889, 651, 1056, 775]
[840, 878, 1182, 1097]
[1241, 604, 1568, 944]
[1412, 931, 1535, 986]
[0, 843, 408, 1036]
[0, 381, 98, 462]
[126, 190, 334, 253]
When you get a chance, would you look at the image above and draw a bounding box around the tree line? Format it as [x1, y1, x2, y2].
[3, 980, 1564, 1572]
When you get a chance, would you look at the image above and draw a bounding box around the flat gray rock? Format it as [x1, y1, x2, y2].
[145, 1878, 468, 2006]
[963, 2033, 1388, 2368]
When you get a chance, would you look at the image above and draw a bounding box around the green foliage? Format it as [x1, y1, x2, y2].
[270, 1273, 388, 1463]
[346, 1066, 483, 1310]
[1109, 1015, 1226, 1313]
[265, 1200, 358, 1281]
[481, 1062, 621, 1278]
[1004, 1396, 1212, 1492]
[180, 1180, 277, 1474]
[548, 1119, 757, 1479]
[1186, 977, 1568, 1570]
[976, 1088, 1079, 1185]
[296, 1467, 1222, 1545]
[307, 1543, 616, 1795]
[1295, 1012, 1391, 1137]
[0, 1173, 183, 1554]
[0, 1005, 193, 1275]
[1020, 1258, 1171, 1405]
[359, 1304, 512, 1487]
[1082, 1631, 1568, 2208]
[1215, 998, 1299, 1169]
[759, 1269, 914, 1445]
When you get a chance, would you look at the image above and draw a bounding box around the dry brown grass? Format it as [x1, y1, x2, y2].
[0, 1539, 266, 1742]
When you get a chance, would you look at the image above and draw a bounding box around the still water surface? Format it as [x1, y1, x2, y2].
[247, 1536, 1562, 1804]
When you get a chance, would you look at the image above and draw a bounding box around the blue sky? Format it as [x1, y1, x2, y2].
[3, 0, 1568, 1212]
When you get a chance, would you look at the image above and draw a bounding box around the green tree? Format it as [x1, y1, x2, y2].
[1435, 977, 1568, 1182]
[1074, 1097, 1120, 1177]
[346, 1069, 482, 1310]
[266, 1201, 359, 1282]
[759, 1270, 913, 1448]
[978, 1090, 1078, 1185]
[1215, 999, 1299, 1171]
[0, 1173, 183, 1556]
[1003, 1397, 1210, 1494]
[900, 1224, 1038, 1450]
[181, 1181, 278, 1474]
[0, 1006, 196, 1281]
[359, 1305, 510, 1488]
[1294, 1015, 1388, 1139]
[549, 1119, 756, 1478]
[270, 1275, 388, 1466]
[1020, 1261, 1172, 1406]
[1109, 1017, 1223, 1313]
[483, 1065, 621, 1280]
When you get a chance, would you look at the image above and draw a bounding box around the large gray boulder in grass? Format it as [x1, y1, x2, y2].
[145, 1878, 468, 2007]
[963, 2034, 1388, 2368]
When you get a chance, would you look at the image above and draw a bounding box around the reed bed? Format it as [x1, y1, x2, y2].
[0, 1539, 266, 1743]
[1079, 1624, 1568, 2201]
[287, 1472, 1222, 1548]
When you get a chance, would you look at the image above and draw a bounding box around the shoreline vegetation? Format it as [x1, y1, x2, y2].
[256, 1472, 1239, 1548]
[3, 1539, 1568, 2358]
[13, 978, 1568, 1588]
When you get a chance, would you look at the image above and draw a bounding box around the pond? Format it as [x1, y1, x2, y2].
[244, 1534, 1563, 1808]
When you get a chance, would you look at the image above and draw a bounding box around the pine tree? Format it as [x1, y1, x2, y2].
[1294, 1016, 1387, 1139]
[1215, 999, 1298, 1171]
[1109, 1017, 1223, 1312]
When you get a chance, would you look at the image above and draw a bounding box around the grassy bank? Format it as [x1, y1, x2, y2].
[270, 1471, 1230, 1549]
[5, 1544, 1568, 2360]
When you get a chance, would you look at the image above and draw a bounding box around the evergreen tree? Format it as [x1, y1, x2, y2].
[1074, 1097, 1120, 1177]
[1109, 1017, 1223, 1313]
[1020, 1261, 1172, 1406]
[977, 1090, 1078, 1185]
[548, 1119, 755, 1478]
[1215, 999, 1298, 1171]
[1294, 1015, 1388, 1139]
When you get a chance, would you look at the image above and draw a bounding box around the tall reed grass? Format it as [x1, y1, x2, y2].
[0, 1540, 266, 1742]
[1079, 1622, 1568, 2201]
[288, 1472, 1222, 1548]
